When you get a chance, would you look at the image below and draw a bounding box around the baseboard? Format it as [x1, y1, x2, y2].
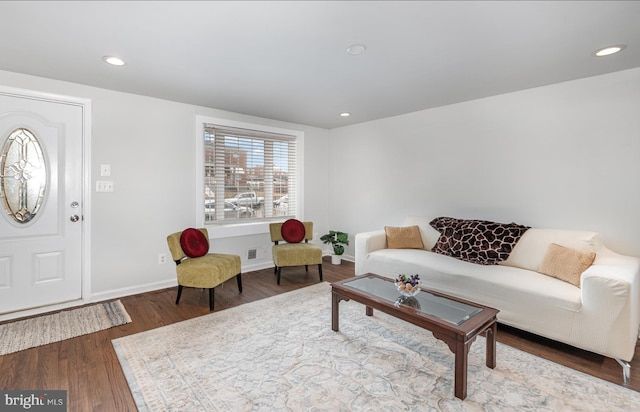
[323, 253, 354, 263]
[242, 255, 353, 272]
[89, 260, 279, 302]
[340, 254, 354, 262]
[241, 261, 275, 273]
[0, 281, 179, 322]
[0, 258, 355, 322]
[0, 280, 177, 322]
[90, 279, 178, 303]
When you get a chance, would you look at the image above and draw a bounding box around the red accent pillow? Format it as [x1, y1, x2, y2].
[180, 228, 209, 258]
[281, 219, 306, 243]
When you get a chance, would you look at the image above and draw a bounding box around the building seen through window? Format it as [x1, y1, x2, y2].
[204, 125, 296, 223]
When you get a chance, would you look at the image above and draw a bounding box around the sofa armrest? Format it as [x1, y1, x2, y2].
[355, 229, 386, 275]
[582, 248, 640, 303]
[578, 247, 640, 360]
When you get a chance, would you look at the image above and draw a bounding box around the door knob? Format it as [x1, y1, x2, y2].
[70, 215, 80, 222]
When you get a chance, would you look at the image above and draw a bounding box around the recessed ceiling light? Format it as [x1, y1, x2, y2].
[593, 45, 626, 57]
[339, 112, 351, 117]
[346, 44, 366, 56]
[103, 56, 126, 66]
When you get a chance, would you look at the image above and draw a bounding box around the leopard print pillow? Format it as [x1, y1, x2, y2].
[430, 217, 530, 265]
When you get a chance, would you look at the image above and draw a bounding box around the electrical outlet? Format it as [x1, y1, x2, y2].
[158, 253, 167, 264]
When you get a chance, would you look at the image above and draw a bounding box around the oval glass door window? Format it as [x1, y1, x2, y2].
[0, 128, 47, 223]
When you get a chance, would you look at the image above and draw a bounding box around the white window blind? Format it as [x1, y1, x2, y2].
[204, 124, 296, 223]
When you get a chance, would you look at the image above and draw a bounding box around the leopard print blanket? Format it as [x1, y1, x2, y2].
[430, 217, 530, 265]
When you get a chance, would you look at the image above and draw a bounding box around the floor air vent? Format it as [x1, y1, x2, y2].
[247, 249, 257, 259]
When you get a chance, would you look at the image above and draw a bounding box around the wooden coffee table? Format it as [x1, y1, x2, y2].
[331, 273, 499, 400]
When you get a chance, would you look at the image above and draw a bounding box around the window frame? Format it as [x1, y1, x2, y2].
[195, 116, 304, 239]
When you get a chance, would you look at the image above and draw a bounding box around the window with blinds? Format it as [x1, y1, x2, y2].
[204, 124, 296, 223]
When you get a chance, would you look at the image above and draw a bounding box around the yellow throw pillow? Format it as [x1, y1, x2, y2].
[538, 243, 596, 287]
[385, 225, 424, 249]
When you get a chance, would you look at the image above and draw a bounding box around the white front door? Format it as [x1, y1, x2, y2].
[0, 89, 86, 314]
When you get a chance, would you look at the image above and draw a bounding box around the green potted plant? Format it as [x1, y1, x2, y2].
[320, 230, 349, 264]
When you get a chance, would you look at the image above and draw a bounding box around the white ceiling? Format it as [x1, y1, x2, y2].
[1, 1, 639, 129]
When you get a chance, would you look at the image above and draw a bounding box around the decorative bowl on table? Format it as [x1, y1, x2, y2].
[395, 274, 421, 297]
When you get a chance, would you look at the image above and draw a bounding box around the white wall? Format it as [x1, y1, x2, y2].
[1, 66, 638, 304]
[0, 69, 330, 300]
[329, 68, 640, 257]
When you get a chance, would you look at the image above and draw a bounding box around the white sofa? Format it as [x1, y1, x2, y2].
[355, 215, 640, 381]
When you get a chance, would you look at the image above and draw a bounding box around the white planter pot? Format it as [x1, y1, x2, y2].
[331, 255, 342, 265]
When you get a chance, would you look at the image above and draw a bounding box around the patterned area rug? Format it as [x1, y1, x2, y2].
[113, 283, 638, 411]
[0, 300, 131, 356]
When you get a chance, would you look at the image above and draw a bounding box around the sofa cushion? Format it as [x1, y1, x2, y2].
[402, 215, 441, 250]
[501, 228, 603, 271]
[364, 248, 582, 314]
[385, 225, 424, 249]
[430, 217, 530, 265]
[538, 243, 596, 287]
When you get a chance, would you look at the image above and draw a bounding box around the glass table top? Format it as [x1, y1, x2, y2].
[343, 275, 482, 326]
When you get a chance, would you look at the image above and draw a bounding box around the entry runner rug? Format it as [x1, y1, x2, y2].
[113, 283, 638, 411]
[1, 300, 131, 356]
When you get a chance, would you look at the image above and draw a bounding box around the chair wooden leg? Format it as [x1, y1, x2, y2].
[305, 265, 309, 272]
[318, 264, 323, 282]
[176, 285, 183, 305]
[277, 267, 282, 285]
[209, 288, 214, 311]
[236, 273, 243, 293]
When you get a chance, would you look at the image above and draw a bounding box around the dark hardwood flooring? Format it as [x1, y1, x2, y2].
[1, 257, 638, 410]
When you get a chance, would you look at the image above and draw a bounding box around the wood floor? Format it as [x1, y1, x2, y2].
[1, 257, 638, 410]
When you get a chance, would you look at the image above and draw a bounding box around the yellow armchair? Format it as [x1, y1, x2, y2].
[166, 228, 242, 311]
[270, 220, 323, 285]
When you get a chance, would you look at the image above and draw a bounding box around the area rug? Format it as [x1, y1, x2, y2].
[112, 283, 638, 411]
[0, 300, 131, 356]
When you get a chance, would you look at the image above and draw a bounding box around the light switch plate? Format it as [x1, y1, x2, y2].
[96, 180, 114, 192]
[100, 164, 111, 177]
